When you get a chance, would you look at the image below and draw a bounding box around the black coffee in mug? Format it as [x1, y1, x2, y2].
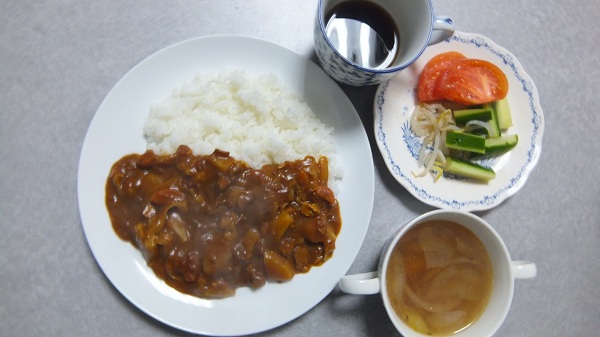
[325, 1, 400, 69]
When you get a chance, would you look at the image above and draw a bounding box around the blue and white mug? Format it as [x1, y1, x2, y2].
[314, 0, 454, 86]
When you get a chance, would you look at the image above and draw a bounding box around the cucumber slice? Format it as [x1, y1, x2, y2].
[483, 101, 504, 137]
[446, 131, 486, 154]
[495, 97, 513, 130]
[453, 108, 492, 126]
[471, 134, 519, 157]
[444, 157, 496, 181]
[484, 134, 518, 156]
[488, 105, 501, 138]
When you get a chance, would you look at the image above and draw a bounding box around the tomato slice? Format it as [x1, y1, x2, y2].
[436, 59, 509, 105]
[418, 52, 466, 102]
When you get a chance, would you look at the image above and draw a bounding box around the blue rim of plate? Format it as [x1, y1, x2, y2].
[374, 31, 544, 211]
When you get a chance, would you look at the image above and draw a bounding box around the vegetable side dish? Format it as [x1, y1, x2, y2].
[106, 145, 341, 298]
[411, 52, 517, 181]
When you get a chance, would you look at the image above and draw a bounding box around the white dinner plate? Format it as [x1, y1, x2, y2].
[374, 31, 544, 211]
[78, 35, 374, 336]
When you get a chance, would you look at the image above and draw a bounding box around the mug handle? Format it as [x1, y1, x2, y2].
[429, 16, 455, 45]
[338, 271, 381, 295]
[512, 260, 537, 279]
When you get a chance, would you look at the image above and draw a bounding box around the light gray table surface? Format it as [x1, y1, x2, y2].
[2, 1, 599, 336]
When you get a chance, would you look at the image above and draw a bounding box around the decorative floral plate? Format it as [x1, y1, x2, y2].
[374, 31, 544, 211]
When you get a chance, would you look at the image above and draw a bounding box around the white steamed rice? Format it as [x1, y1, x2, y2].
[143, 69, 342, 187]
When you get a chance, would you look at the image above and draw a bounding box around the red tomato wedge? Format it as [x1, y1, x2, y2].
[417, 52, 509, 105]
[418, 52, 466, 102]
[437, 59, 509, 105]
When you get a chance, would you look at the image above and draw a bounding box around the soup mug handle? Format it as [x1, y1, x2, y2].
[338, 271, 381, 295]
[512, 260, 537, 279]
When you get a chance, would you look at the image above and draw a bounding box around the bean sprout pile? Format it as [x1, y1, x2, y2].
[410, 103, 460, 180]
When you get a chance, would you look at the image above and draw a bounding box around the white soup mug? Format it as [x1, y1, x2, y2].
[339, 210, 536, 337]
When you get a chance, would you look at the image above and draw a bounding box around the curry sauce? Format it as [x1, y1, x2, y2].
[105, 145, 341, 298]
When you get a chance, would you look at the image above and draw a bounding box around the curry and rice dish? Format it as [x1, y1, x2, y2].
[105, 70, 342, 298]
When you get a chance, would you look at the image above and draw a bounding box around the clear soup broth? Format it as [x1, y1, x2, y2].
[386, 220, 493, 335]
